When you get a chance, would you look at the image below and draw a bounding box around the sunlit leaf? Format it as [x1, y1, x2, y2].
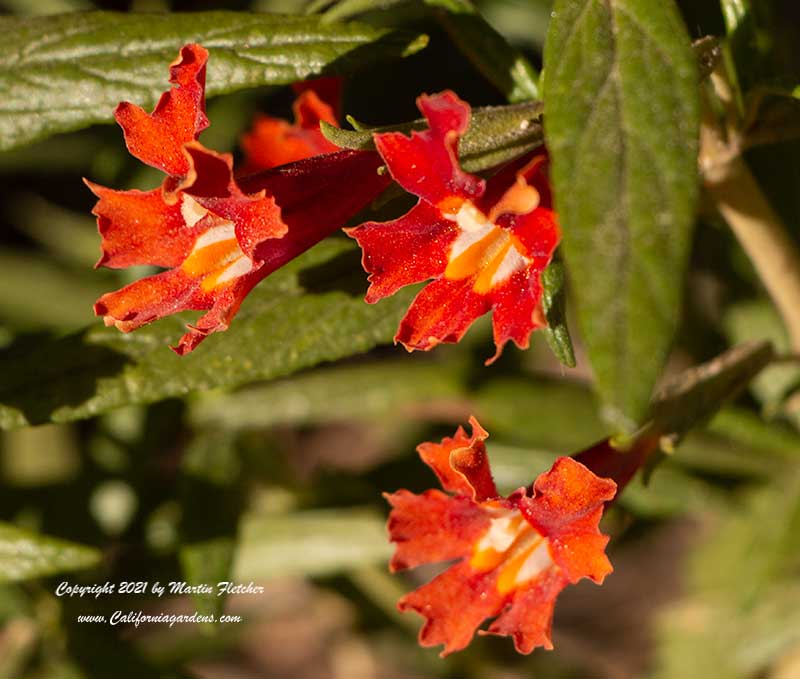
[190, 359, 466, 430]
[544, 0, 700, 430]
[0, 241, 416, 430]
[0, 11, 427, 151]
[321, 100, 544, 174]
[233, 508, 390, 579]
[0, 522, 100, 583]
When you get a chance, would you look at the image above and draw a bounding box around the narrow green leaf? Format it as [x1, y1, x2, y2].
[544, 0, 700, 431]
[475, 378, 608, 451]
[322, 100, 544, 173]
[724, 301, 800, 418]
[190, 359, 465, 430]
[0, 241, 415, 430]
[8, 195, 99, 268]
[425, 0, 540, 102]
[320, 0, 408, 22]
[0, 522, 100, 583]
[650, 341, 775, 443]
[539, 259, 576, 368]
[319, 0, 540, 101]
[0, 11, 427, 151]
[0, 250, 109, 330]
[233, 508, 390, 579]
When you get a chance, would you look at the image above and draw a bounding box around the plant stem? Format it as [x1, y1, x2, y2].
[701, 70, 800, 352]
[704, 153, 800, 351]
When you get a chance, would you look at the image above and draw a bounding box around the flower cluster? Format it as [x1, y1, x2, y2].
[348, 91, 559, 362]
[385, 418, 617, 655]
[90, 46, 558, 360]
[88, 45, 387, 353]
[86, 44, 620, 659]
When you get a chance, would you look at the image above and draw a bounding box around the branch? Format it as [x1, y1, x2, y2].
[700, 71, 800, 352]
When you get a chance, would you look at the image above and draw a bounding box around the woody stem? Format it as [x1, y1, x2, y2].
[700, 75, 800, 352]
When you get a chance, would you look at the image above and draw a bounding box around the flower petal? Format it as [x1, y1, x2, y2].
[172, 270, 265, 355]
[482, 567, 565, 653]
[396, 277, 489, 352]
[181, 143, 286, 260]
[517, 457, 616, 583]
[384, 489, 489, 571]
[416, 417, 497, 501]
[292, 76, 342, 120]
[94, 267, 211, 333]
[240, 89, 339, 173]
[374, 91, 484, 208]
[115, 44, 209, 176]
[487, 269, 542, 364]
[94, 149, 389, 353]
[94, 263, 265, 352]
[346, 201, 456, 303]
[86, 182, 193, 269]
[398, 561, 504, 657]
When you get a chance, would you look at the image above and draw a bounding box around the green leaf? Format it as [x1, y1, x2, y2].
[539, 259, 576, 368]
[8, 195, 99, 269]
[650, 340, 775, 443]
[475, 377, 608, 451]
[233, 508, 390, 579]
[190, 359, 465, 430]
[0, 522, 100, 582]
[0, 241, 416, 430]
[0, 250, 108, 330]
[318, 0, 540, 101]
[544, 0, 700, 431]
[724, 301, 800, 420]
[0, 11, 428, 152]
[321, 100, 544, 174]
[319, 0, 409, 22]
[424, 0, 540, 102]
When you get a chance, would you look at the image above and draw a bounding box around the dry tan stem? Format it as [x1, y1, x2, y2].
[701, 78, 800, 352]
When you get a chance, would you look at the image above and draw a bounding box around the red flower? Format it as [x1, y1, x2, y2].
[348, 91, 560, 363]
[240, 77, 341, 173]
[385, 418, 617, 655]
[87, 45, 389, 354]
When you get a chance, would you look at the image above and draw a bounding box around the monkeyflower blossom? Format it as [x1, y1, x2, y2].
[385, 418, 617, 655]
[348, 91, 559, 363]
[240, 77, 341, 173]
[87, 44, 388, 353]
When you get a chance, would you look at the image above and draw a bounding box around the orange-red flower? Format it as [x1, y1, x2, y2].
[87, 45, 388, 354]
[348, 91, 560, 363]
[385, 418, 617, 655]
[240, 77, 341, 173]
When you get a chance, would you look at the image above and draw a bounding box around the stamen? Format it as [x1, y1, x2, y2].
[445, 200, 531, 291]
[181, 219, 254, 291]
[180, 194, 210, 228]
